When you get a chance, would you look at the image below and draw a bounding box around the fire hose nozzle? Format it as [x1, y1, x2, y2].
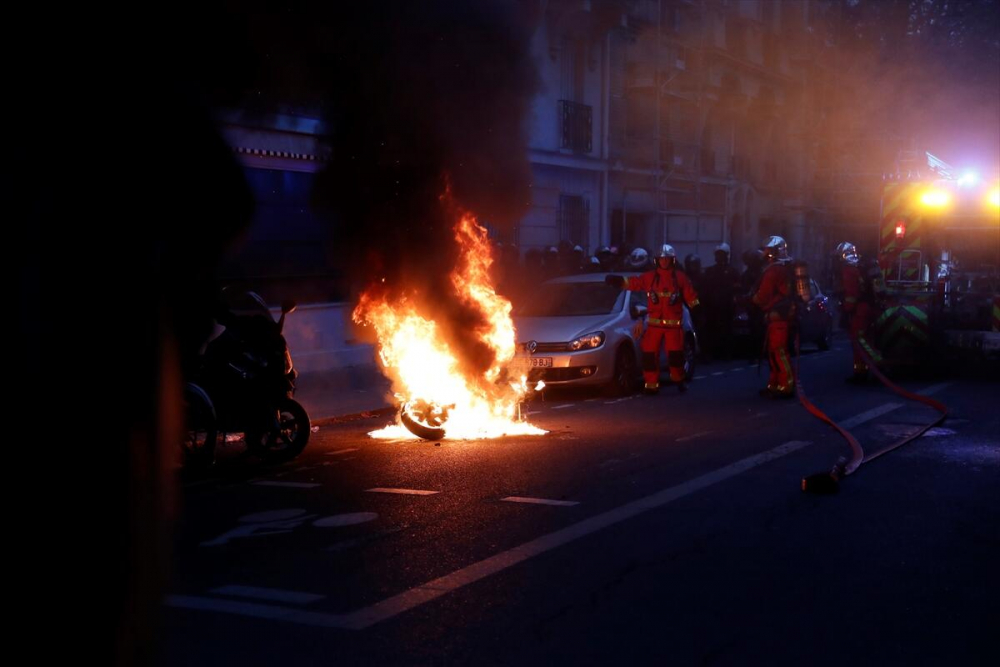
[802, 460, 844, 495]
[801, 472, 840, 494]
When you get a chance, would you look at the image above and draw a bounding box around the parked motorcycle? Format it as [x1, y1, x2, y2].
[182, 291, 310, 467]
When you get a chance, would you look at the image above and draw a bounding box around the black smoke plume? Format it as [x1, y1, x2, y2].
[220, 0, 540, 377]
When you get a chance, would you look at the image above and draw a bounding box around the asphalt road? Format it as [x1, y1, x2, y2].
[161, 340, 999, 666]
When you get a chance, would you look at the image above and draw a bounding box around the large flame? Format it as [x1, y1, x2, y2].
[353, 212, 545, 440]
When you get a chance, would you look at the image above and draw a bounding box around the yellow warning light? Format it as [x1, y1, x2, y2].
[919, 189, 951, 207]
[989, 187, 1000, 209]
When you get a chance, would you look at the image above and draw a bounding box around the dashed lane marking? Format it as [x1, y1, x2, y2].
[366, 488, 439, 496]
[167, 439, 813, 630]
[676, 431, 713, 442]
[501, 496, 579, 507]
[253, 481, 321, 489]
[209, 586, 325, 605]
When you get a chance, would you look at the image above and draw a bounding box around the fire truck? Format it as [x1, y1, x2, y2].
[874, 155, 1000, 367]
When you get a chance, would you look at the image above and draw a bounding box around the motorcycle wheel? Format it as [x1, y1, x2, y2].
[399, 400, 448, 440]
[249, 398, 311, 463]
[182, 383, 217, 469]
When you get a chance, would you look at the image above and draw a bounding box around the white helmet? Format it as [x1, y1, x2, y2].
[762, 236, 788, 262]
[835, 241, 859, 266]
[627, 247, 649, 268]
[715, 242, 731, 256]
[657, 244, 676, 258]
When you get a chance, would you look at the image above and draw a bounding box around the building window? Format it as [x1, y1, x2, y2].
[559, 195, 590, 248]
[559, 100, 593, 153]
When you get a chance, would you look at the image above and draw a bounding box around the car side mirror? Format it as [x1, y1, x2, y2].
[281, 300, 298, 315]
[630, 303, 648, 320]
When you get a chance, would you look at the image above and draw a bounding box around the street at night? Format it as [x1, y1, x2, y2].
[162, 342, 997, 666]
[15, 0, 997, 665]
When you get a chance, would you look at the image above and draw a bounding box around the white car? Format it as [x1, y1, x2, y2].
[510, 273, 698, 395]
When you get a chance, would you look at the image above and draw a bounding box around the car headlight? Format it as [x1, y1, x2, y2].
[568, 331, 605, 351]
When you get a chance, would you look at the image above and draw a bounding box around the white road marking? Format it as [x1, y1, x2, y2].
[676, 431, 713, 442]
[604, 397, 634, 404]
[552, 404, 574, 410]
[253, 481, 321, 489]
[732, 368, 744, 372]
[326, 448, 359, 456]
[366, 488, 439, 496]
[209, 585, 325, 605]
[693, 375, 707, 380]
[168, 440, 813, 630]
[711, 372, 725, 376]
[919, 382, 953, 396]
[832, 382, 952, 430]
[839, 403, 904, 429]
[501, 496, 579, 507]
[526, 411, 542, 415]
[312, 512, 379, 528]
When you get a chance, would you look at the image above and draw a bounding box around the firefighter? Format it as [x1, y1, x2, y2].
[836, 241, 883, 383]
[606, 244, 700, 394]
[752, 236, 796, 398]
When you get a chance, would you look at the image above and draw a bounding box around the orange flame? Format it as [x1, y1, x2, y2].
[353, 211, 544, 440]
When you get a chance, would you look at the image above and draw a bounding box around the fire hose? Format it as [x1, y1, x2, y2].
[795, 335, 949, 494]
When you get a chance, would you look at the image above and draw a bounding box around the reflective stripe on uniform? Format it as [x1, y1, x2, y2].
[648, 318, 682, 326]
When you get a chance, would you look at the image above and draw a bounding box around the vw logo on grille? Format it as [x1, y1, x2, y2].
[527, 340, 537, 354]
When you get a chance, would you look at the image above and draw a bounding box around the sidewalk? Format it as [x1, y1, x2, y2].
[293, 364, 395, 423]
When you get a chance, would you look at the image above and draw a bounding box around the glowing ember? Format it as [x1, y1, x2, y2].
[353, 212, 545, 440]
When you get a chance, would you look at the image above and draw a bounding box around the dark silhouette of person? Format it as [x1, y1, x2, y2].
[702, 243, 741, 361]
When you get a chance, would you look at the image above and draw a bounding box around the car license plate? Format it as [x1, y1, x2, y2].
[512, 356, 552, 369]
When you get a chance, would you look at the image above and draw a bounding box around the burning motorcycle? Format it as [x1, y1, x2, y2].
[181, 290, 310, 467]
[397, 369, 543, 440]
[399, 399, 453, 440]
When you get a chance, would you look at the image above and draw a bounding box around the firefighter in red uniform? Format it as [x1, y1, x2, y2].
[836, 241, 883, 383]
[606, 244, 700, 394]
[752, 236, 796, 398]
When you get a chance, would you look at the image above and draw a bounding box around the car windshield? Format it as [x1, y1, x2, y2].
[516, 281, 625, 317]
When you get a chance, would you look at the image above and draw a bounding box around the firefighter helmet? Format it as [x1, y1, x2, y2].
[835, 241, 859, 266]
[762, 236, 789, 262]
[627, 247, 650, 268]
[657, 244, 676, 258]
[715, 242, 731, 257]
